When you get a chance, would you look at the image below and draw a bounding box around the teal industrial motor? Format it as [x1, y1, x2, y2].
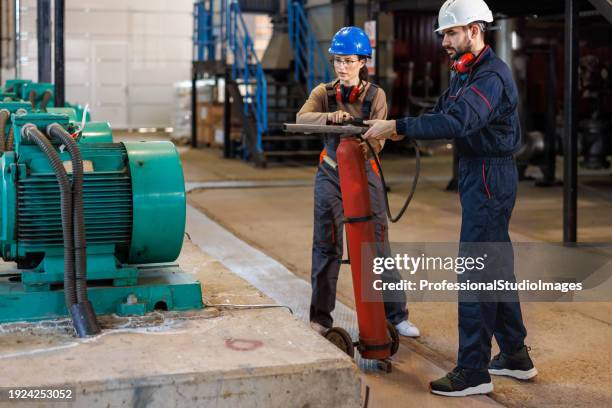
[0, 111, 203, 334]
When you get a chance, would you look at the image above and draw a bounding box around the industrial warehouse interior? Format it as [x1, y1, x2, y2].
[0, 0, 611, 407]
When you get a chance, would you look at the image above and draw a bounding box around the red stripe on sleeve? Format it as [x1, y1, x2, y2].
[470, 86, 492, 111]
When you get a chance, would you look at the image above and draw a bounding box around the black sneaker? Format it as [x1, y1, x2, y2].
[489, 345, 538, 380]
[430, 367, 493, 397]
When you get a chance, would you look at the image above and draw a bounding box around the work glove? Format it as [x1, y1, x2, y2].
[363, 119, 404, 142]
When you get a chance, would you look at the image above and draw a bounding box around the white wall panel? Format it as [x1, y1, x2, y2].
[129, 0, 189, 12]
[65, 85, 90, 103]
[95, 85, 126, 105]
[19, 39, 37, 59]
[65, 61, 89, 85]
[17, 64, 36, 83]
[129, 38, 191, 61]
[18, 11, 36, 33]
[66, 11, 129, 36]
[17, 0, 193, 129]
[130, 13, 192, 36]
[66, 38, 90, 60]
[128, 62, 190, 85]
[129, 105, 172, 126]
[94, 106, 126, 128]
[66, 1, 127, 11]
[129, 85, 173, 104]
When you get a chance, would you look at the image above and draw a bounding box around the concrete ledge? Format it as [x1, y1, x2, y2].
[0, 308, 361, 408]
[0, 241, 362, 408]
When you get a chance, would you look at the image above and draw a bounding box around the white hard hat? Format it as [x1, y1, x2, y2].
[435, 0, 494, 33]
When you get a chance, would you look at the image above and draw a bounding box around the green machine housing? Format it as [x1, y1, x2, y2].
[1, 102, 110, 149]
[0, 111, 202, 322]
[2, 79, 33, 98]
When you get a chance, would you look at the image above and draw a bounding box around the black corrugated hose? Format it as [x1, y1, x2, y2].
[6, 109, 27, 151]
[21, 124, 77, 310]
[360, 136, 421, 223]
[48, 123, 100, 337]
[6, 127, 14, 151]
[0, 109, 9, 152]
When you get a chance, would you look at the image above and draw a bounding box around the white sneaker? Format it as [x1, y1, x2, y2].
[310, 321, 328, 335]
[395, 320, 420, 337]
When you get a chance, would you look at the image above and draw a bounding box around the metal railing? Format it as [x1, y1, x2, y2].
[288, 1, 333, 92]
[194, 1, 267, 156]
[228, 1, 267, 153]
[193, 1, 216, 61]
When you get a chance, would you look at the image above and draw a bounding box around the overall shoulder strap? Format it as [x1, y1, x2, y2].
[361, 83, 379, 119]
[325, 80, 340, 113]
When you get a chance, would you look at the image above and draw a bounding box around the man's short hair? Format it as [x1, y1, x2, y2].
[467, 21, 487, 38]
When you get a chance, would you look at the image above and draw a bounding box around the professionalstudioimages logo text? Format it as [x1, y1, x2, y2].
[360, 243, 612, 302]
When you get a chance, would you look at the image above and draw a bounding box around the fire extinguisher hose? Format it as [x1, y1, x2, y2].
[359, 135, 421, 224]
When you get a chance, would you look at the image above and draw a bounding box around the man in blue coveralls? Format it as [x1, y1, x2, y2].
[363, 0, 538, 397]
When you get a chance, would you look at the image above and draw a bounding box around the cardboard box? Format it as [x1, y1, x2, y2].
[213, 127, 224, 147]
[197, 124, 214, 146]
[197, 102, 224, 127]
[230, 128, 242, 142]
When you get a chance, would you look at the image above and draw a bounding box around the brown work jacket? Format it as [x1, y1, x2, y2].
[296, 80, 388, 124]
[296, 81, 388, 155]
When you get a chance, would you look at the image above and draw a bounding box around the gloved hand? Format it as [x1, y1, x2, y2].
[327, 110, 354, 124]
[363, 119, 404, 141]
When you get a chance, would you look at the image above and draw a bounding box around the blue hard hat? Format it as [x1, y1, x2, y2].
[328, 26, 372, 57]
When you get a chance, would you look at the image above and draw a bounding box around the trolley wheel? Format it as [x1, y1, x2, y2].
[387, 321, 400, 357]
[324, 327, 355, 358]
[377, 358, 393, 373]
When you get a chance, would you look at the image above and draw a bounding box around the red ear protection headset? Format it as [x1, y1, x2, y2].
[335, 81, 365, 104]
[452, 52, 476, 74]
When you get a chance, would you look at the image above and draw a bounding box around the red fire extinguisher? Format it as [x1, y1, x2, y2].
[323, 136, 399, 370]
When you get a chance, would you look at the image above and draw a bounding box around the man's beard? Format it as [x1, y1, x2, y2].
[451, 37, 474, 61]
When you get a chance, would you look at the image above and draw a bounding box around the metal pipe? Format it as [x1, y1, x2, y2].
[15, 0, 21, 78]
[372, 2, 380, 85]
[345, 0, 355, 27]
[543, 47, 558, 185]
[191, 66, 198, 148]
[54, 0, 65, 107]
[36, 0, 52, 83]
[0, 0, 3, 85]
[223, 72, 231, 158]
[283, 123, 368, 135]
[563, 0, 578, 243]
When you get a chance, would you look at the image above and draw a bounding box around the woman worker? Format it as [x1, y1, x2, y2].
[296, 26, 419, 338]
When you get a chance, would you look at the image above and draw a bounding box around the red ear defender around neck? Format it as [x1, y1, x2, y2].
[336, 82, 364, 104]
[452, 52, 476, 74]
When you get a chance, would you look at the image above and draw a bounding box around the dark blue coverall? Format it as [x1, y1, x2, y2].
[310, 82, 408, 329]
[395, 46, 527, 369]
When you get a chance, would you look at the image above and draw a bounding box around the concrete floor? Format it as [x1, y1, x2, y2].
[173, 136, 612, 408]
